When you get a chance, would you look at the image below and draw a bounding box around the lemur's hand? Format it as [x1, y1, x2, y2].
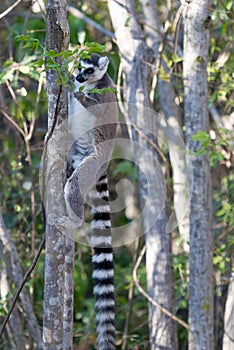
[74, 91, 85, 103]
[74, 90, 98, 109]
[64, 173, 84, 226]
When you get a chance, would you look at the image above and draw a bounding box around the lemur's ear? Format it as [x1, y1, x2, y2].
[98, 56, 109, 70]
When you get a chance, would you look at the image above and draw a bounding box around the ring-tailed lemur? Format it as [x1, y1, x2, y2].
[64, 53, 117, 350]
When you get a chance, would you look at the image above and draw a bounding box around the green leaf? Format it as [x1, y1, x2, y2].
[84, 42, 105, 53]
[0, 69, 14, 84]
[88, 87, 117, 95]
[19, 65, 31, 74]
[78, 42, 106, 60]
[172, 54, 183, 63]
[15, 35, 31, 42]
[124, 16, 131, 27]
[34, 58, 45, 68]
[191, 130, 210, 142]
[191, 130, 211, 149]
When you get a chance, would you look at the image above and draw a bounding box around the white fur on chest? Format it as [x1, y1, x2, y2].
[67, 78, 97, 169]
[68, 79, 96, 142]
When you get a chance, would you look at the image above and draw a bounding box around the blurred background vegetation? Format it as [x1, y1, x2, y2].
[0, 0, 233, 349]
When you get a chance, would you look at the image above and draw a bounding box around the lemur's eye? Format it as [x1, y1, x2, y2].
[85, 68, 94, 74]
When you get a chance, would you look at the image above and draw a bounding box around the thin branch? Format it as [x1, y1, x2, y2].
[5, 79, 18, 103]
[29, 71, 44, 140]
[133, 245, 189, 330]
[0, 235, 45, 339]
[116, 62, 133, 141]
[214, 42, 232, 70]
[137, 18, 163, 37]
[67, 5, 116, 39]
[0, 109, 25, 137]
[0, 0, 23, 20]
[209, 103, 223, 128]
[133, 124, 167, 163]
[5, 80, 28, 132]
[150, 20, 171, 103]
[172, 5, 183, 59]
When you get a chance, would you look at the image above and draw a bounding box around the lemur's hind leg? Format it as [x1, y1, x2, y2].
[64, 153, 106, 226]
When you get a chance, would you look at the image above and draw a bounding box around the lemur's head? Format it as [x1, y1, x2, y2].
[76, 54, 109, 84]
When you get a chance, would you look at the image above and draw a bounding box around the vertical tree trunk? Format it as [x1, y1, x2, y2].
[108, 1, 177, 348]
[222, 268, 234, 349]
[183, 1, 214, 349]
[63, 238, 75, 350]
[43, 1, 71, 349]
[140, 0, 190, 252]
[0, 209, 43, 349]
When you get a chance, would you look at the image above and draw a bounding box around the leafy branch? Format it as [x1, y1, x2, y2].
[1, 36, 107, 88]
[191, 129, 233, 168]
[81, 86, 117, 95]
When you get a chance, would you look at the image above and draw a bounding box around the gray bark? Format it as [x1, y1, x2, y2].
[43, 1, 72, 349]
[183, 1, 214, 349]
[108, 1, 177, 348]
[63, 238, 75, 350]
[0, 209, 43, 349]
[141, 0, 190, 252]
[222, 269, 234, 350]
[0, 248, 23, 350]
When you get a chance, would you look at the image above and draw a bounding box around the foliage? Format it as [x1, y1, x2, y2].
[1, 36, 107, 88]
[0, 0, 233, 349]
[191, 128, 233, 167]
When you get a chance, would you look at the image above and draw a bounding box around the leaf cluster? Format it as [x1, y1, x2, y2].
[191, 129, 233, 167]
[12, 37, 111, 93]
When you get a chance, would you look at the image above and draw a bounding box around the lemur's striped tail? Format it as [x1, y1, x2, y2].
[91, 174, 115, 350]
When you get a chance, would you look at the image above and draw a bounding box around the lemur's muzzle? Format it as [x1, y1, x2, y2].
[76, 74, 86, 83]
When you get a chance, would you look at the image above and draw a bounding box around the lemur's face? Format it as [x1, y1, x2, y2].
[76, 54, 109, 84]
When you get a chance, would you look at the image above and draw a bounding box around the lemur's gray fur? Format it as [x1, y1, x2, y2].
[64, 53, 117, 350]
[64, 53, 117, 226]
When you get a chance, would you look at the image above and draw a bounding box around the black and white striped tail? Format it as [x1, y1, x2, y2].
[91, 174, 115, 350]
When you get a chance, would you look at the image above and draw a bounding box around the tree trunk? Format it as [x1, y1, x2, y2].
[141, 0, 190, 252]
[63, 238, 75, 350]
[183, 1, 214, 349]
[108, 1, 177, 348]
[0, 209, 43, 350]
[222, 268, 234, 350]
[43, 1, 72, 349]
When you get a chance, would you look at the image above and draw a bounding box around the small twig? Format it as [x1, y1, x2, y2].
[5, 79, 17, 102]
[5, 80, 27, 131]
[0, 109, 25, 137]
[0, 235, 45, 339]
[67, 5, 116, 39]
[29, 72, 44, 140]
[116, 62, 133, 141]
[137, 18, 163, 37]
[172, 5, 184, 59]
[150, 20, 171, 103]
[133, 245, 189, 330]
[133, 124, 167, 163]
[0, 0, 23, 20]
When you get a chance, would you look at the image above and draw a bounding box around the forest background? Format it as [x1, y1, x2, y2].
[0, 0, 233, 349]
